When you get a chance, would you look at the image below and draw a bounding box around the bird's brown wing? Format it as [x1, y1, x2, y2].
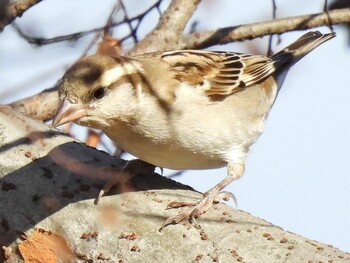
[160, 50, 277, 96]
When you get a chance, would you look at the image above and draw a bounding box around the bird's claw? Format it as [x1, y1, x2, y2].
[159, 210, 198, 232]
[212, 191, 237, 207]
[160, 190, 237, 231]
[166, 200, 197, 209]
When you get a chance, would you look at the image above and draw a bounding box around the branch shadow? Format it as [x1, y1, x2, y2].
[0, 130, 62, 155]
[0, 140, 193, 247]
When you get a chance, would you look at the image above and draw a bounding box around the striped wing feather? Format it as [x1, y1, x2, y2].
[161, 50, 277, 96]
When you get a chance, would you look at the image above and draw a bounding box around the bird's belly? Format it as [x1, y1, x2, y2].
[104, 84, 272, 170]
[105, 129, 227, 170]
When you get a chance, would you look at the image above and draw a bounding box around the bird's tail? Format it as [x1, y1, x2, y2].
[272, 31, 335, 69]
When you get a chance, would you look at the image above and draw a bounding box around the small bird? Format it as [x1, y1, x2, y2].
[53, 31, 335, 229]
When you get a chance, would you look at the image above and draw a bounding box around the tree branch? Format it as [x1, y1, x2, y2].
[127, 0, 201, 55]
[8, 87, 59, 122]
[155, 0, 201, 34]
[0, 0, 42, 32]
[11, 1, 163, 46]
[178, 8, 350, 49]
[1, 105, 349, 262]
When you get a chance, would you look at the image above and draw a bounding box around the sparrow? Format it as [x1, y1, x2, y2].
[52, 31, 335, 229]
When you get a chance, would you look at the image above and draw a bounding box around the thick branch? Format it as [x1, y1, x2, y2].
[0, 0, 42, 32]
[128, 0, 201, 55]
[155, 0, 201, 33]
[179, 8, 350, 49]
[8, 87, 59, 121]
[0, 106, 349, 262]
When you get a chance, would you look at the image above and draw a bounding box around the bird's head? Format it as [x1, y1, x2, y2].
[52, 55, 144, 128]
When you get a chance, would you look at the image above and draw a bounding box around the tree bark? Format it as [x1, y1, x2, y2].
[0, 0, 42, 32]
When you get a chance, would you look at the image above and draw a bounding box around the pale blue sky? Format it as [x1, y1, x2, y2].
[0, 0, 349, 252]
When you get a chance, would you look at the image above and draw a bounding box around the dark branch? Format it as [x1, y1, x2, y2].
[0, 0, 42, 32]
[11, 0, 163, 46]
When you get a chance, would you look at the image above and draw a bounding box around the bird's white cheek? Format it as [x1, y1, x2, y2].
[76, 114, 109, 128]
[96, 83, 138, 122]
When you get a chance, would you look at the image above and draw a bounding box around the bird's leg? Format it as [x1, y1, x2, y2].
[160, 163, 244, 231]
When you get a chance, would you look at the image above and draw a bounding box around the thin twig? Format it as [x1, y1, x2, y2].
[323, 0, 334, 31]
[80, 0, 122, 57]
[267, 0, 277, 56]
[119, 0, 138, 43]
[12, 0, 163, 46]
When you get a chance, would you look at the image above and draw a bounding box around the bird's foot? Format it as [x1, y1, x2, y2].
[159, 191, 236, 231]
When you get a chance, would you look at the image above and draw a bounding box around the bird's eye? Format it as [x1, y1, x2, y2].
[93, 87, 106, 99]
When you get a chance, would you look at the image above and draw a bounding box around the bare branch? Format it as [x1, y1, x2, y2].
[267, 0, 278, 56]
[80, 0, 122, 58]
[178, 8, 350, 50]
[118, 0, 163, 44]
[8, 87, 59, 121]
[12, 22, 95, 45]
[11, 1, 162, 46]
[155, 0, 201, 33]
[329, 1, 350, 45]
[128, 0, 201, 55]
[0, 0, 42, 32]
[119, 0, 138, 43]
[323, 0, 335, 32]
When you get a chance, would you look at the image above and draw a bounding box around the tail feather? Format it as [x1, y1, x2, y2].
[272, 31, 335, 68]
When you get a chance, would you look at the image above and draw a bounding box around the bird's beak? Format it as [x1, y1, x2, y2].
[52, 99, 87, 127]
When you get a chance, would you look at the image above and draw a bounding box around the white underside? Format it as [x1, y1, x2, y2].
[100, 80, 278, 170]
